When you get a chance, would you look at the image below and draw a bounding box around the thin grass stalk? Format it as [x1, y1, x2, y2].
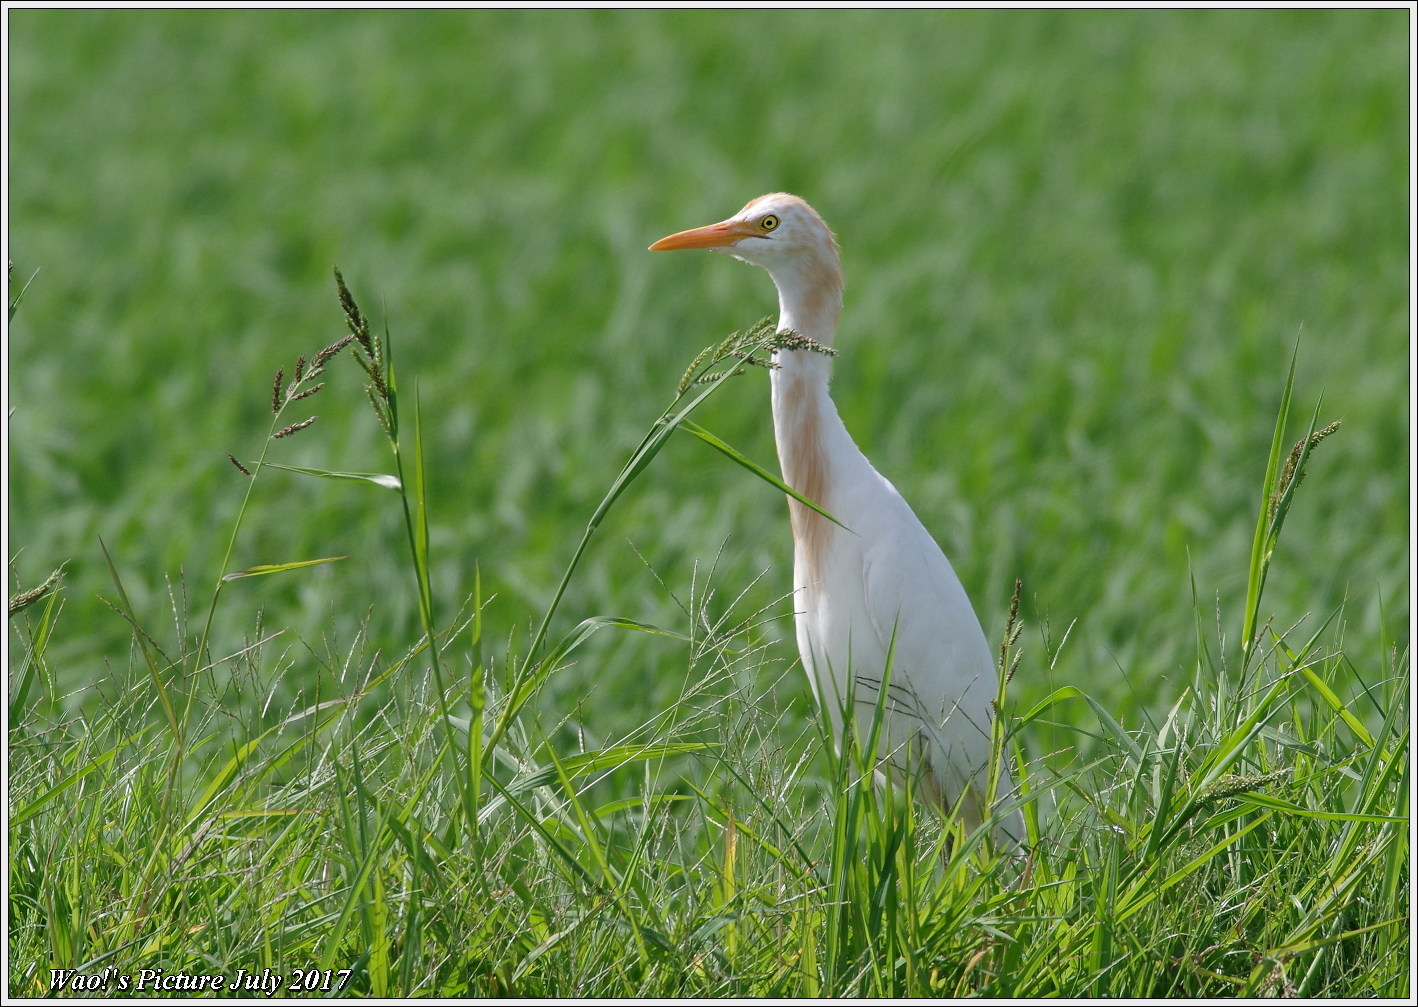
[488, 318, 811, 765]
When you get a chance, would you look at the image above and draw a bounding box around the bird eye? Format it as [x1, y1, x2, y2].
[760, 215, 780, 231]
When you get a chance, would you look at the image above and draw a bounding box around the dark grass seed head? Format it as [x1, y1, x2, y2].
[999, 578, 1024, 684]
[1270, 420, 1342, 521]
[364, 386, 393, 438]
[273, 416, 317, 439]
[332, 268, 389, 402]
[226, 453, 253, 477]
[311, 333, 355, 373]
[773, 330, 838, 357]
[676, 319, 830, 396]
[333, 265, 379, 365]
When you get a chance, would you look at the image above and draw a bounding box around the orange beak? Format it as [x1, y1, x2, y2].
[649, 218, 755, 251]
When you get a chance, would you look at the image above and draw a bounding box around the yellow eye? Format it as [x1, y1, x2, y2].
[760, 214, 780, 231]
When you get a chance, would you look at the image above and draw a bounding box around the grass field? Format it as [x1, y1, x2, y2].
[6, 9, 1410, 997]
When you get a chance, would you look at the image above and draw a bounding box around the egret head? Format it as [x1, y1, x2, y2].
[650, 193, 839, 270]
[650, 193, 843, 339]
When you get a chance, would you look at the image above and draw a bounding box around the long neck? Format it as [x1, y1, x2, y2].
[774, 251, 843, 353]
[768, 255, 845, 587]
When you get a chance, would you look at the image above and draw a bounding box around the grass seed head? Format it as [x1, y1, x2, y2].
[1199, 768, 1292, 808]
[273, 416, 317, 439]
[677, 318, 827, 395]
[311, 333, 355, 374]
[333, 266, 368, 344]
[364, 385, 393, 438]
[333, 266, 388, 402]
[1269, 420, 1342, 521]
[694, 366, 749, 386]
[8, 566, 63, 616]
[773, 329, 838, 357]
[999, 578, 1024, 683]
[678, 342, 718, 396]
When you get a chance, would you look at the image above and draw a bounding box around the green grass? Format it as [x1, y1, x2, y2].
[7, 8, 1409, 997]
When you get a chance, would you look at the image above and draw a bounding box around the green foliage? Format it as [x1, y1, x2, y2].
[7, 8, 1408, 998]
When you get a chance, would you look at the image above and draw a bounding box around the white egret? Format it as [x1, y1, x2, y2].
[651, 194, 1020, 839]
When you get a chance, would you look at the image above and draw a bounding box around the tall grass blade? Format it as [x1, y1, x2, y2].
[680, 420, 846, 529]
[98, 537, 179, 741]
[262, 462, 402, 490]
[221, 556, 348, 581]
[1241, 341, 1300, 658]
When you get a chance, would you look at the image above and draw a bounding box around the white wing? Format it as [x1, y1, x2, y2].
[855, 476, 1015, 834]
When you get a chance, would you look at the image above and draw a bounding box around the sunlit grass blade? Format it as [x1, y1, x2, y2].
[525, 318, 787, 664]
[8, 574, 65, 718]
[221, 556, 349, 581]
[8, 263, 40, 321]
[680, 420, 847, 530]
[470, 740, 713, 823]
[262, 461, 402, 490]
[506, 742, 714, 798]
[485, 616, 692, 769]
[1231, 791, 1404, 823]
[1016, 685, 1145, 765]
[1241, 340, 1299, 658]
[98, 537, 179, 741]
[184, 730, 276, 826]
[11, 735, 146, 827]
[1289, 652, 1376, 749]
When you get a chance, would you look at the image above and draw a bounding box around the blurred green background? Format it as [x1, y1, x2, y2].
[7, 10, 1409, 741]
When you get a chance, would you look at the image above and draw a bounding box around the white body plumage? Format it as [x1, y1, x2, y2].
[653, 194, 1019, 838]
